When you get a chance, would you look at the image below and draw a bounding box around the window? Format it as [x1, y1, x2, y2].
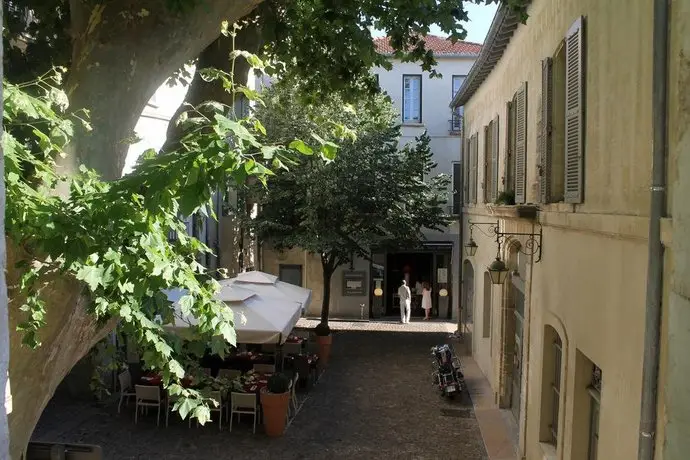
[452, 162, 462, 215]
[463, 137, 471, 204]
[484, 118, 500, 203]
[452, 75, 466, 97]
[402, 75, 422, 123]
[279, 264, 303, 287]
[470, 134, 479, 204]
[551, 336, 563, 443]
[564, 17, 586, 203]
[505, 100, 516, 194]
[540, 327, 564, 448]
[482, 272, 492, 338]
[514, 82, 528, 204]
[588, 364, 602, 460]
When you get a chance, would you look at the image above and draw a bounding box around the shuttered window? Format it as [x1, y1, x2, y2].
[539, 58, 554, 203]
[402, 75, 422, 123]
[483, 125, 491, 203]
[515, 82, 528, 204]
[505, 101, 515, 193]
[452, 162, 462, 214]
[470, 134, 479, 204]
[483, 118, 501, 204]
[491, 117, 500, 203]
[463, 137, 471, 204]
[564, 17, 585, 203]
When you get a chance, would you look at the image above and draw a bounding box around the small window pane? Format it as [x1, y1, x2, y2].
[279, 264, 303, 287]
[403, 75, 422, 123]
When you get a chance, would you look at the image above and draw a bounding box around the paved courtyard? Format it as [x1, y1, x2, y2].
[33, 323, 487, 460]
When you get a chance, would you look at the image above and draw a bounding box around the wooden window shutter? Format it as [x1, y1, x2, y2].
[539, 58, 554, 203]
[491, 116, 500, 202]
[515, 82, 528, 204]
[504, 101, 514, 192]
[564, 17, 585, 203]
[471, 134, 479, 204]
[483, 125, 490, 203]
[463, 137, 471, 204]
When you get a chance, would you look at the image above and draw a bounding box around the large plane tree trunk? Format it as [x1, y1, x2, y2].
[6, 243, 117, 459]
[7, 2, 264, 457]
[59, 0, 263, 180]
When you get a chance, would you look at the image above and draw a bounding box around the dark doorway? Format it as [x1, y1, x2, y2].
[386, 252, 433, 317]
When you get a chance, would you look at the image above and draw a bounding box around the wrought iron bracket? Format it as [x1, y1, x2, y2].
[468, 219, 543, 263]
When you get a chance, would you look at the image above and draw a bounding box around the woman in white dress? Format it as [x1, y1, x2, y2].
[421, 282, 432, 320]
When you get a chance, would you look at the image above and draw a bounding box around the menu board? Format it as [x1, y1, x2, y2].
[342, 270, 367, 296]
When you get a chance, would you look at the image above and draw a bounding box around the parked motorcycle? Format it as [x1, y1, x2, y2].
[430, 343, 464, 399]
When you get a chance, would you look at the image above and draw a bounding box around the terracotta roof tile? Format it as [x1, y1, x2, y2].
[373, 35, 482, 56]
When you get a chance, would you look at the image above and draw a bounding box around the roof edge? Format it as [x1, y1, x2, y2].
[449, 2, 530, 109]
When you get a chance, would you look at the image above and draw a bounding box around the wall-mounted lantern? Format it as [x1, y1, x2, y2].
[439, 288, 449, 297]
[465, 219, 544, 285]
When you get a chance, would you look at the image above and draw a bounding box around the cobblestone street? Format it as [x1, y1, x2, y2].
[33, 323, 487, 460]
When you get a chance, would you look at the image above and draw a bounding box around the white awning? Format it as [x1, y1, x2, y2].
[163, 287, 303, 344]
[220, 271, 312, 314]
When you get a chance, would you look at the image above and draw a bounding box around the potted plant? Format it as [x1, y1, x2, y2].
[314, 322, 332, 366]
[260, 373, 291, 437]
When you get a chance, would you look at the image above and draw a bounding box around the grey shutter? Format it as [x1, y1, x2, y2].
[515, 82, 528, 204]
[564, 17, 585, 203]
[471, 134, 478, 204]
[491, 116, 500, 202]
[505, 101, 513, 192]
[483, 125, 490, 203]
[463, 137, 470, 204]
[540, 58, 554, 203]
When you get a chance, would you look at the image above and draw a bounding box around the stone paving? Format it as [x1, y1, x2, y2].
[33, 324, 487, 460]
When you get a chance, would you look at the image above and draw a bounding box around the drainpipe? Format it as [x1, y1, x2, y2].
[638, 0, 668, 458]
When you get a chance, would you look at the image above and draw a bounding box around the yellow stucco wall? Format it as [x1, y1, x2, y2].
[460, 0, 671, 459]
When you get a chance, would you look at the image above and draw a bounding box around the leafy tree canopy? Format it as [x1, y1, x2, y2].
[3, 0, 528, 95]
[252, 83, 451, 325]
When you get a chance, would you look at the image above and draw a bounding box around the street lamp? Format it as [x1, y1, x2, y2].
[487, 257, 510, 285]
[464, 238, 478, 256]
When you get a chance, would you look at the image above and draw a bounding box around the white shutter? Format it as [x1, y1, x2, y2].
[410, 76, 421, 121]
[403, 77, 411, 122]
[564, 17, 585, 203]
[540, 58, 554, 203]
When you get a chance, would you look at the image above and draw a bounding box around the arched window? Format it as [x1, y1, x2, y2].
[540, 326, 564, 446]
[482, 272, 492, 338]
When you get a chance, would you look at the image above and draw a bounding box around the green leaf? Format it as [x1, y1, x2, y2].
[75, 265, 105, 291]
[288, 139, 313, 155]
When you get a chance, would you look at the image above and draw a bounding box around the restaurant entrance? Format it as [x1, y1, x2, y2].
[369, 242, 453, 319]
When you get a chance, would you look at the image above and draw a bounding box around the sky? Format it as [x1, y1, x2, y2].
[371, 2, 498, 44]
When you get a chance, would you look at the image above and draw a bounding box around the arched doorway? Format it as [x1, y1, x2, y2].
[461, 259, 475, 336]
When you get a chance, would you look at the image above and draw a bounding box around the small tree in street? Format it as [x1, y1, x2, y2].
[253, 85, 450, 333]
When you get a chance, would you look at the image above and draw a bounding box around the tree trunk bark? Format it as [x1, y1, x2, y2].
[6, 244, 117, 459]
[162, 20, 263, 153]
[58, 0, 263, 180]
[320, 261, 334, 326]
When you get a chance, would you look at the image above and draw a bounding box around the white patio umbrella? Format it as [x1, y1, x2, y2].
[219, 271, 312, 314]
[163, 286, 303, 344]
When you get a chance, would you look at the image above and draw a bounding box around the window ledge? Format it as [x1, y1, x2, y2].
[539, 442, 557, 460]
[485, 203, 539, 220]
[402, 122, 425, 127]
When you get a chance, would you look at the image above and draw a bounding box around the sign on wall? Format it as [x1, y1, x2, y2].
[342, 271, 367, 296]
[437, 268, 448, 284]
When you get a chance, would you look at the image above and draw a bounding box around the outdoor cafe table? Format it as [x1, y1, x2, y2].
[223, 351, 274, 373]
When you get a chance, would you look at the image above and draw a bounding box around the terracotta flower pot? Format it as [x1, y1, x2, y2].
[317, 334, 332, 366]
[260, 390, 290, 437]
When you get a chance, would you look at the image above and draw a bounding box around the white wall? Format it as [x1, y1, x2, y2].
[373, 56, 476, 320]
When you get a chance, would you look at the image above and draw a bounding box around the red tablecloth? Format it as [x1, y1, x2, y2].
[239, 372, 272, 393]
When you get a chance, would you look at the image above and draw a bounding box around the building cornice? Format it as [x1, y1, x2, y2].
[449, 2, 530, 108]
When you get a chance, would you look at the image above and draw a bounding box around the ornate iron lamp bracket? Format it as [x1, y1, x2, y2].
[468, 219, 544, 263]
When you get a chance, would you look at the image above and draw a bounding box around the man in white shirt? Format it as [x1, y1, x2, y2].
[398, 279, 412, 324]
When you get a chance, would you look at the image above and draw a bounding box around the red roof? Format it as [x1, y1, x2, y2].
[373, 35, 482, 56]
